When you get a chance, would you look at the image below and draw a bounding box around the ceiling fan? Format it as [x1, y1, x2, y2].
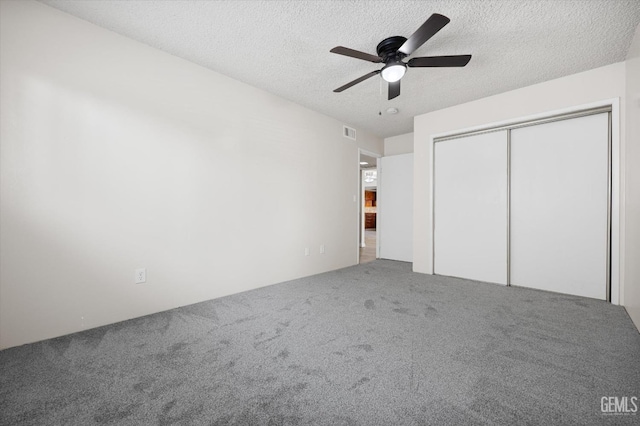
[330, 13, 471, 100]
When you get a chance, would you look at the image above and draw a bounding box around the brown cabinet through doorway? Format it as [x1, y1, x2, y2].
[365, 213, 376, 229]
[364, 190, 377, 229]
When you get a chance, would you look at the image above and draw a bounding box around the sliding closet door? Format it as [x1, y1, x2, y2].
[510, 113, 608, 300]
[434, 131, 508, 284]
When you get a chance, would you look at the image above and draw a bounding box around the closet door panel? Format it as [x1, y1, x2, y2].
[510, 113, 608, 300]
[434, 131, 508, 285]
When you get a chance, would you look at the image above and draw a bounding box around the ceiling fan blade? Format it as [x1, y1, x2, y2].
[398, 13, 450, 56]
[330, 46, 383, 63]
[408, 54, 472, 67]
[334, 71, 380, 93]
[388, 80, 400, 100]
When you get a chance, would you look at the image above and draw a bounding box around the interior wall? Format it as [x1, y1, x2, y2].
[624, 23, 640, 329]
[384, 132, 414, 156]
[413, 62, 626, 299]
[0, 1, 383, 349]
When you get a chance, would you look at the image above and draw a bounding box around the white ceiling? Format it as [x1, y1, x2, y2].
[39, 0, 640, 139]
[360, 153, 378, 169]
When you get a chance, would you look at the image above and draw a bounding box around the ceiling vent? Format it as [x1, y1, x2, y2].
[343, 125, 357, 140]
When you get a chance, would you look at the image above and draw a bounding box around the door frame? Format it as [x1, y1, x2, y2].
[358, 148, 382, 262]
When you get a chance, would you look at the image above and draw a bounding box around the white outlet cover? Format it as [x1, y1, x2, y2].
[304, 248, 310, 256]
[135, 268, 146, 284]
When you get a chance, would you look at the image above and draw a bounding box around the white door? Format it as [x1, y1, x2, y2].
[379, 154, 413, 262]
[434, 131, 508, 284]
[510, 113, 608, 300]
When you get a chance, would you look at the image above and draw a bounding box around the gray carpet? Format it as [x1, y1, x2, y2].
[1, 260, 639, 425]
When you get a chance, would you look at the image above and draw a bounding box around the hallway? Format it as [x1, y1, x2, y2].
[359, 229, 376, 263]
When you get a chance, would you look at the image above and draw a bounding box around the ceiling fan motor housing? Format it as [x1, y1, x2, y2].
[376, 36, 408, 63]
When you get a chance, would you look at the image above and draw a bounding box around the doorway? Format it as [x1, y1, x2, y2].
[359, 151, 379, 264]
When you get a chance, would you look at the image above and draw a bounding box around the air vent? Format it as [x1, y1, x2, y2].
[343, 125, 356, 140]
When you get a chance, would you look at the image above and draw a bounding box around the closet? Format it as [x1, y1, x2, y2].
[433, 109, 610, 300]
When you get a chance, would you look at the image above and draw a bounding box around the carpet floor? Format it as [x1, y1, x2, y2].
[1, 260, 639, 425]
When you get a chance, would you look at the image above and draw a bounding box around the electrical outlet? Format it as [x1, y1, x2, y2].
[320, 244, 325, 254]
[304, 248, 310, 256]
[135, 268, 146, 284]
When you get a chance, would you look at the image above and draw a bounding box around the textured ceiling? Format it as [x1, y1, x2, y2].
[38, 1, 640, 138]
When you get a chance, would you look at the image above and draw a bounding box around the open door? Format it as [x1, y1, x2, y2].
[379, 153, 413, 262]
[358, 151, 379, 264]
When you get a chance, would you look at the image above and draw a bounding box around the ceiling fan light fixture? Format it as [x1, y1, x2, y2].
[331, 13, 471, 100]
[381, 62, 406, 82]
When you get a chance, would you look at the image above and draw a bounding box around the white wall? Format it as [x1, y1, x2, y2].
[0, 1, 382, 349]
[384, 132, 413, 156]
[624, 24, 640, 329]
[413, 62, 627, 299]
